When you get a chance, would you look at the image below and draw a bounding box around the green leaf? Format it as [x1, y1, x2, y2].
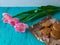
[31, 10, 58, 21]
[20, 9, 44, 22]
[12, 5, 60, 23]
[38, 5, 60, 10]
[19, 14, 32, 21]
[13, 10, 36, 18]
[22, 11, 46, 22]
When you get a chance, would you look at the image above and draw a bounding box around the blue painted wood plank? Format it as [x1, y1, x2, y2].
[0, 7, 60, 45]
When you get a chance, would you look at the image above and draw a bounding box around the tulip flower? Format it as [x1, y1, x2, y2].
[2, 13, 12, 23]
[8, 18, 19, 26]
[2, 13, 28, 32]
[14, 23, 28, 32]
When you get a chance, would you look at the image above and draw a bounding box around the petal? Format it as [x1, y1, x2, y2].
[2, 13, 12, 20]
[15, 28, 25, 32]
[25, 24, 29, 28]
[8, 18, 19, 26]
[2, 18, 8, 23]
[14, 23, 28, 32]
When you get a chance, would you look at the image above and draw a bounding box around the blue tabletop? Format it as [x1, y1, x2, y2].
[0, 7, 60, 45]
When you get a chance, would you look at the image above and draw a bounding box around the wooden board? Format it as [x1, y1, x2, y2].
[29, 16, 60, 45]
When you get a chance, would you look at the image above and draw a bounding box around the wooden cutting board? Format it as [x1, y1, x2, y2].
[29, 16, 60, 45]
[29, 27, 60, 45]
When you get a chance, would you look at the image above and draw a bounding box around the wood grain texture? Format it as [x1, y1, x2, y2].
[0, 7, 46, 45]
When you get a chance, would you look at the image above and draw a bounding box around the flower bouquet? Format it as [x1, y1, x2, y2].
[2, 5, 60, 45]
[2, 5, 60, 33]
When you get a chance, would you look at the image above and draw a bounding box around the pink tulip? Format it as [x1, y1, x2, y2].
[14, 23, 28, 32]
[2, 13, 29, 33]
[2, 13, 12, 23]
[8, 18, 19, 26]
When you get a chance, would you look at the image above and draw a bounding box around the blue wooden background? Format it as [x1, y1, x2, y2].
[0, 7, 60, 45]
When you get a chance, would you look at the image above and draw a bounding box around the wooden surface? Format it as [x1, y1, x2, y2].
[0, 7, 60, 45]
[0, 7, 47, 45]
